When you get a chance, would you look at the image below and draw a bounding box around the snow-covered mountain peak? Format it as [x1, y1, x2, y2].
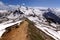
[0, 6, 60, 40]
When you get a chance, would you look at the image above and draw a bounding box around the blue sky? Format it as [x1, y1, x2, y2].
[0, 0, 60, 8]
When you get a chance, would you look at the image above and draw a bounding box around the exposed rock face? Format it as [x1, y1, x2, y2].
[43, 11, 60, 24]
[0, 19, 55, 40]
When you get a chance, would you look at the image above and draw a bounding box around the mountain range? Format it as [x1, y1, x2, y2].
[0, 6, 60, 40]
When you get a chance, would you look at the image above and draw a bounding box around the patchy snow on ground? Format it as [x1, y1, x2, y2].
[0, 6, 60, 40]
[0, 20, 22, 37]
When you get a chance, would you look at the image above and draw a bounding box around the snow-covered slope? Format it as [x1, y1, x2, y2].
[0, 6, 60, 40]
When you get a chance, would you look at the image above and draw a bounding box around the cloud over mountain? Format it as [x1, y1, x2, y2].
[0, 1, 20, 10]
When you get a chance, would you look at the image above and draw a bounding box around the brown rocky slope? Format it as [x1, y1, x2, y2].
[0, 19, 55, 40]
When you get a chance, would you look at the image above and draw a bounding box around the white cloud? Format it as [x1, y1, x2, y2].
[8, 5, 20, 9]
[22, 3, 25, 6]
[0, 1, 20, 10]
[0, 1, 4, 6]
[0, 1, 8, 10]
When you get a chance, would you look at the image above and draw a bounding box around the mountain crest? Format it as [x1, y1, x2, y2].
[0, 18, 54, 40]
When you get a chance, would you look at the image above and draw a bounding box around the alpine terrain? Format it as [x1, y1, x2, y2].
[0, 6, 60, 40]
